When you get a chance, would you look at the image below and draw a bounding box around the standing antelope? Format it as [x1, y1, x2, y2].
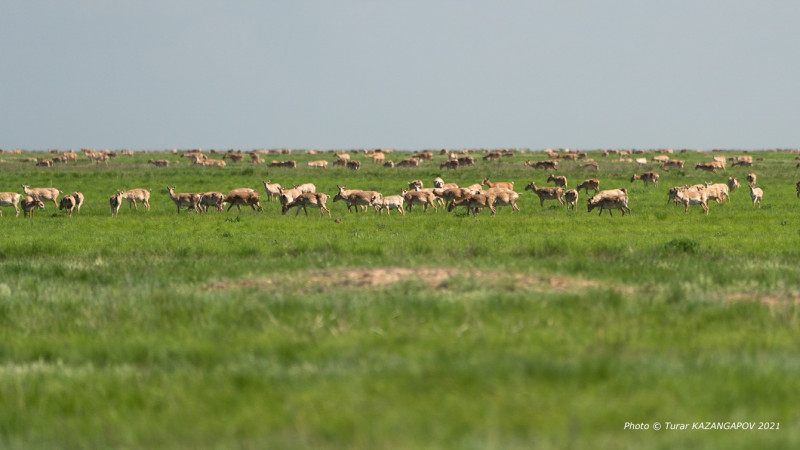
[630, 172, 659, 187]
[21, 195, 44, 218]
[166, 186, 201, 214]
[119, 189, 151, 210]
[0, 192, 22, 217]
[110, 192, 123, 216]
[21, 184, 61, 208]
[749, 185, 763, 208]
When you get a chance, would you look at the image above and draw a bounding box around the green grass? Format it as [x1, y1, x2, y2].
[0, 149, 799, 449]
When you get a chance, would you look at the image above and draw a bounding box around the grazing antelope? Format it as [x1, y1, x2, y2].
[282, 192, 331, 217]
[118, 189, 151, 210]
[21, 184, 61, 208]
[0, 192, 22, 217]
[166, 186, 201, 214]
[346, 160, 361, 171]
[59, 195, 77, 217]
[21, 195, 45, 218]
[630, 172, 659, 187]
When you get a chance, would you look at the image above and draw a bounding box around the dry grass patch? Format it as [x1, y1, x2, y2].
[204, 267, 632, 295]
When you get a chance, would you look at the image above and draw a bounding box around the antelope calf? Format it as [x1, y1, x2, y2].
[21, 184, 61, 208]
[21, 195, 45, 218]
[58, 195, 78, 217]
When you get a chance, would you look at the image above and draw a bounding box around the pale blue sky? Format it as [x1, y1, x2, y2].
[2, 1, 798, 150]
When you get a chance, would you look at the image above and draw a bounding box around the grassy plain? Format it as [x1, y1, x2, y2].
[0, 149, 799, 449]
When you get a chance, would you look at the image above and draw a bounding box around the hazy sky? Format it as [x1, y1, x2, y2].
[2, 1, 799, 150]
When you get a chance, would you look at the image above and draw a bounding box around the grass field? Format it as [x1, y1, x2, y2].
[1, 149, 799, 449]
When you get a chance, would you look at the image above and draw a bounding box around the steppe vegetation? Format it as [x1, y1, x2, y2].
[0, 147, 798, 449]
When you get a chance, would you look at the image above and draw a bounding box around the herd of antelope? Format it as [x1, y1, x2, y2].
[3, 169, 795, 218]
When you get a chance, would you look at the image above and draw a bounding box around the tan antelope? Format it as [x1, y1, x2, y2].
[577, 179, 600, 194]
[746, 172, 757, 187]
[727, 177, 741, 195]
[630, 172, 659, 187]
[401, 189, 438, 212]
[21, 194, 44, 218]
[749, 185, 763, 208]
[482, 178, 514, 191]
[110, 192, 123, 216]
[224, 191, 263, 212]
[262, 180, 282, 202]
[282, 192, 331, 217]
[59, 195, 76, 217]
[587, 190, 630, 216]
[199, 192, 225, 212]
[118, 189, 151, 210]
[166, 186, 201, 214]
[374, 195, 405, 216]
[148, 159, 169, 167]
[524, 182, 564, 207]
[564, 189, 579, 210]
[0, 192, 22, 217]
[547, 174, 567, 188]
[21, 184, 61, 208]
[674, 188, 709, 215]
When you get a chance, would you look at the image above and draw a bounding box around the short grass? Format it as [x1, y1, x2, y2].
[0, 149, 799, 449]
